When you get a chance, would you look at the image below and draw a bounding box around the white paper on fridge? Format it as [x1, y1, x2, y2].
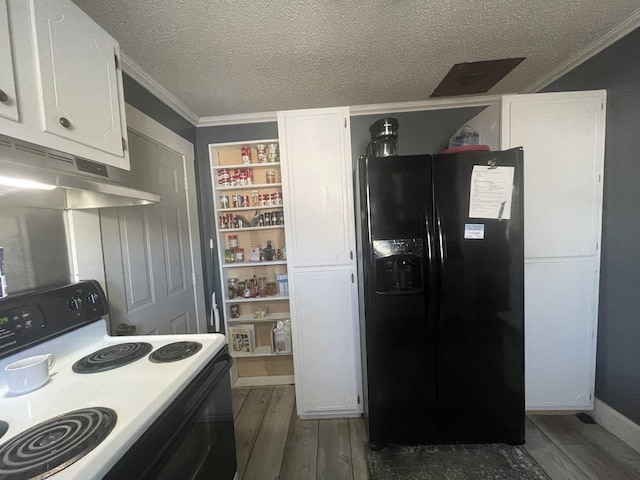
[468, 166, 515, 220]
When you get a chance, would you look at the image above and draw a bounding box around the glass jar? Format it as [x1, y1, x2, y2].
[266, 170, 276, 184]
[227, 278, 238, 299]
[236, 280, 246, 298]
[258, 277, 267, 297]
[266, 281, 277, 296]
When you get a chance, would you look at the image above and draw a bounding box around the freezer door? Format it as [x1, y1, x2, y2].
[358, 155, 438, 446]
[432, 148, 524, 444]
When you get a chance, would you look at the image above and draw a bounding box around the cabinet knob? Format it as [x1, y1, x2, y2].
[59, 117, 71, 128]
[0, 90, 8, 103]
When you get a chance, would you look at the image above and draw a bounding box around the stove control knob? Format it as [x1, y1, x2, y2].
[86, 292, 100, 305]
[68, 297, 83, 311]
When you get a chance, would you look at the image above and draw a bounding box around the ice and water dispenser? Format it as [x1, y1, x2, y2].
[373, 239, 424, 294]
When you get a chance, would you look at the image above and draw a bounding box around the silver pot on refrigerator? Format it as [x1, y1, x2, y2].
[367, 118, 399, 157]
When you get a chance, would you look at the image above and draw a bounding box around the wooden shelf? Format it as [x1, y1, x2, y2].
[212, 162, 281, 170]
[223, 260, 287, 269]
[231, 345, 292, 358]
[219, 225, 284, 232]
[226, 295, 289, 303]
[218, 205, 283, 213]
[228, 312, 291, 324]
[216, 182, 282, 191]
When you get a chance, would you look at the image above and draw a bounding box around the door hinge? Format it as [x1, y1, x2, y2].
[601, 102, 604, 111]
[357, 395, 361, 404]
[350, 250, 353, 260]
[344, 118, 347, 128]
[122, 137, 127, 151]
[351, 273, 354, 283]
[114, 53, 120, 70]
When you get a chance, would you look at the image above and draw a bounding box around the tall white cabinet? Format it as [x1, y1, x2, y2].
[278, 107, 362, 418]
[468, 90, 606, 410]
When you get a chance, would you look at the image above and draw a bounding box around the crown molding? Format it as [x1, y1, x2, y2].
[524, 7, 640, 93]
[198, 111, 278, 127]
[349, 95, 501, 116]
[120, 53, 199, 126]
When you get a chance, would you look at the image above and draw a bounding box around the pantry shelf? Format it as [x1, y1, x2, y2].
[216, 182, 282, 191]
[223, 261, 288, 269]
[227, 295, 289, 304]
[231, 346, 292, 358]
[219, 225, 284, 233]
[227, 312, 291, 324]
[212, 162, 281, 170]
[218, 205, 283, 213]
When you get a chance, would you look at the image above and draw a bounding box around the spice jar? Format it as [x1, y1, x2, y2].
[228, 235, 238, 249]
[266, 281, 277, 296]
[227, 278, 238, 299]
[237, 280, 246, 298]
[230, 304, 240, 318]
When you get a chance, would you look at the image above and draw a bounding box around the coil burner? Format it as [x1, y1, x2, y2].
[149, 341, 203, 363]
[72, 342, 153, 373]
[0, 407, 116, 479]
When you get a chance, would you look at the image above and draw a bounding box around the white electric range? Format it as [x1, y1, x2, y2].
[0, 281, 237, 480]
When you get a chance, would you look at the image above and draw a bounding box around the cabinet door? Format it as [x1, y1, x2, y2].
[0, 0, 19, 122]
[279, 107, 355, 268]
[525, 260, 598, 410]
[31, 0, 125, 158]
[291, 267, 360, 415]
[501, 91, 605, 259]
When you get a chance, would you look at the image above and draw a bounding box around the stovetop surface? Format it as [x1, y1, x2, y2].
[0, 320, 226, 479]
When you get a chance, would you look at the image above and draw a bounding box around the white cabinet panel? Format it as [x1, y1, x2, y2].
[502, 92, 605, 259]
[291, 268, 360, 415]
[525, 261, 598, 410]
[31, 0, 125, 157]
[0, 0, 19, 122]
[279, 108, 354, 268]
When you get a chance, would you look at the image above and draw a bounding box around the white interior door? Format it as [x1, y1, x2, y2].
[100, 106, 205, 335]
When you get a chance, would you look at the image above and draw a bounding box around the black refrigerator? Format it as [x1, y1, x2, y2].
[354, 148, 524, 448]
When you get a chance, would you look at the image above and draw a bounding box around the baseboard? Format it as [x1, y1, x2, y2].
[300, 412, 362, 420]
[233, 375, 294, 387]
[592, 398, 640, 454]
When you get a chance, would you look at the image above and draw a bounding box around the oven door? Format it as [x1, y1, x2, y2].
[105, 347, 236, 480]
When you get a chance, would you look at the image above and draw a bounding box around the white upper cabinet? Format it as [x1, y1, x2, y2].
[501, 91, 606, 259]
[1, 0, 129, 170]
[278, 108, 354, 268]
[31, 0, 125, 157]
[0, 0, 19, 122]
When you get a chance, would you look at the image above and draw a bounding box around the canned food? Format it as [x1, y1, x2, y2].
[232, 195, 238, 208]
[251, 190, 259, 206]
[228, 235, 238, 248]
[235, 248, 245, 262]
[266, 170, 276, 184]
[267, 143, 279, 162]
[251, 245, 261, 262]
[247, 169, 254, 184]
[219, 195, 229, 209]
[218, 168, 230, 187]
[241, 146, 252, 164]
[256, 144, 267, 163]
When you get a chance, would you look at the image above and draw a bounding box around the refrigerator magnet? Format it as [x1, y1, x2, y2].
[464, 224, 485, 239]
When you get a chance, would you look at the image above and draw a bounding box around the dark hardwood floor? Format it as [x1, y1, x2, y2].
[232, 386, 640, 480]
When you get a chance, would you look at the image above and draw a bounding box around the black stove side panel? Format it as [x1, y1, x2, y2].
[0, 280, 108, 360]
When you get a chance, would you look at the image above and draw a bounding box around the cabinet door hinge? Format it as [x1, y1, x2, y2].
[351, 273, 354, 283]
[344, 118, 347, 128]
[357, 395, 361, 404]
[122, 137, 127, 151]
[114, 53, 120, 70]
[350, 250, 353, 260]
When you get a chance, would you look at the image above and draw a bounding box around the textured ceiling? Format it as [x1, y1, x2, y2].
[71, 0, 640, 118]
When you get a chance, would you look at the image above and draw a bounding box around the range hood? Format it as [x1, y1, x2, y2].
[0, 134, 161, 209]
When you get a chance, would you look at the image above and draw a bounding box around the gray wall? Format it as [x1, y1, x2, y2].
[122, 73, 196, 144]
[350, 108, 485, 159]
[195, 123, 279, 330]
[543, 27, 640, 423]
[0, 208, 70, 294]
